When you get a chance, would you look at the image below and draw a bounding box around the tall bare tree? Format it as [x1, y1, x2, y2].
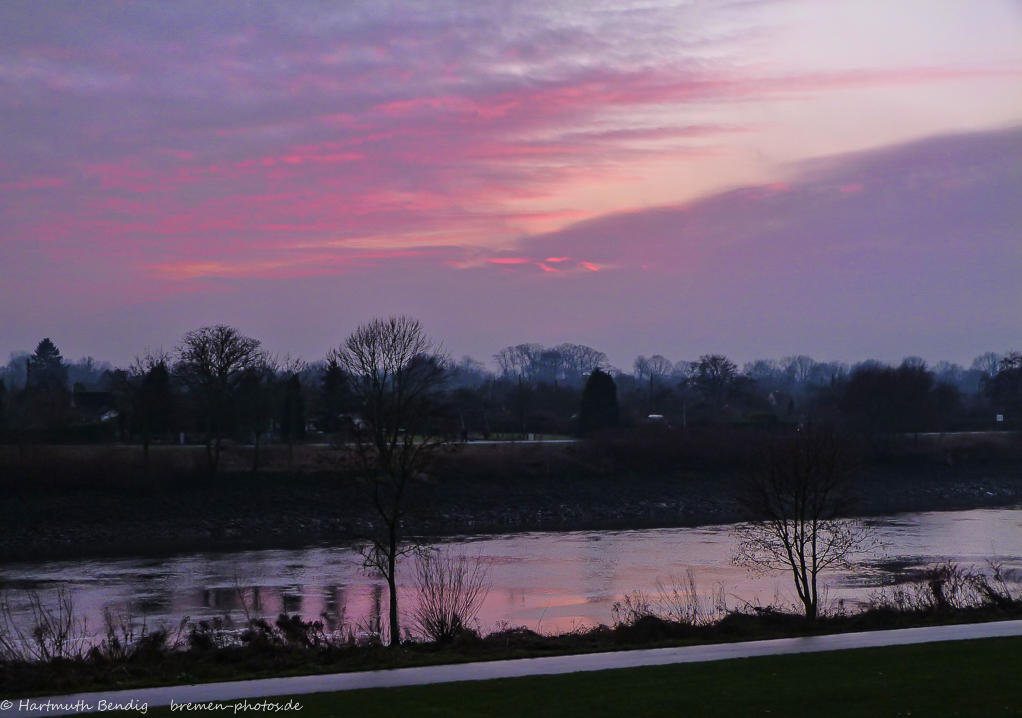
[329, 316, 452, 647]
[493, 343, 543, 380]
[693, 354, 738, 417]
[174, 325, 265, 474]
[780, 355, 817, 387]
[732, 425, 875, 621]
[556, 343, 607, 386]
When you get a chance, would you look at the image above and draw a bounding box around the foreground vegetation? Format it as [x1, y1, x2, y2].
[2, 560, 1021, 699]
[150, 636, 1021, 718]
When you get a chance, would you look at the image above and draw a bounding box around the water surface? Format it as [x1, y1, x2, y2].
[2, 507, 1020, 638]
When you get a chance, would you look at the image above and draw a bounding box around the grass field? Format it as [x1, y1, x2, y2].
[139, 636, 1022, 717]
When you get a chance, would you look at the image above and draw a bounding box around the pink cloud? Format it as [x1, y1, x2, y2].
[4, 0, 1020, 317]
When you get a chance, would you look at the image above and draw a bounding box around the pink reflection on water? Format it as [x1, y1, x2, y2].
[1, 508, 1021, 641]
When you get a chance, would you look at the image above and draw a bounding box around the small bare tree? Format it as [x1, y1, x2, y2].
[329, 316, 452, 647]
[0, 588, 88, 662]
[732, 425, 876, 621]
[411, 548, 491, 643]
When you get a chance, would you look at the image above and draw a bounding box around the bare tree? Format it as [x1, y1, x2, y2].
[647, 355, 673, 379]
[933, 361, 966, 387]
[780, 355, 817, 387]
[174, 325, 265, 474]
[632, 355, 651, 380]
[634, 355, 673, 409]
[452, 356, 490, 388]
[535, 349, 565, 384]
[692, 354, 738, 416]
[733, 425, 875, 621]
[743, 359, 783, 388]
[328, 316, 452, 647]
[971, 352, 1003, 379]
[493, 343, 543, 380]
[556, 343, 607, 386]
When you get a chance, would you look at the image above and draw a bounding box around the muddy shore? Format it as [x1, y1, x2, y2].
[1, 452, 1020, 562]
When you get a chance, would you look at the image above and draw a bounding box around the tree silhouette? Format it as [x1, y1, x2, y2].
[29, 338, 68, 392]
[279, 358, 307, 474]
[329, 316, 452, 647]
[984, 352, 1022, 426]
[692, 354, 738, 417]
[577, 368, 619, 433]
[174, 325, 265, 474]
[127, 350, 174, 462]
[317, 357, 353, 434]
[733, 425, 874, 621]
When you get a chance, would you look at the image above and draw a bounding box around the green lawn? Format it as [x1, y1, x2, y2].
[142, 636, 1022, 717]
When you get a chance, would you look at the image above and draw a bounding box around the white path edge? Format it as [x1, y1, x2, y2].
[5, 620, 1022, 716]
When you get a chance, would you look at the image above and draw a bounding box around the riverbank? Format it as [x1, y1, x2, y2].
[0, 439, 1019, 561]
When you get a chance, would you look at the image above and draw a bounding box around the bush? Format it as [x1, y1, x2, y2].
[411, 548, 491, 643]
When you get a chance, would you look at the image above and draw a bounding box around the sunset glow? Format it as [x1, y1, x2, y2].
[1, 0, 1020, 365]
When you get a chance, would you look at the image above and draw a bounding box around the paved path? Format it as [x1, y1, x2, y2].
[5, 620, 1022, 716]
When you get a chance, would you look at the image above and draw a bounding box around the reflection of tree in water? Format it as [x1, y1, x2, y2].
[281, 589, 302, 614]
[321, 585, 348, 633]
[369, 584, 384, 640]
[201, 588, 243, 611]
[134, 597, 169, 615]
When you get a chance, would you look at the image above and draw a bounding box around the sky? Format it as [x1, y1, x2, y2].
[2, 0, 1021, 371]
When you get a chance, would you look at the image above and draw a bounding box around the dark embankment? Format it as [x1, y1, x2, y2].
[0, 429, 1020, 560]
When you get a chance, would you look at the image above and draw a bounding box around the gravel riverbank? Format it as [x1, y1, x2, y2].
[1, 454, 1019, 562]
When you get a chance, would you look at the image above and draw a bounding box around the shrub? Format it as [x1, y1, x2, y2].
[411, 548, 491, 643]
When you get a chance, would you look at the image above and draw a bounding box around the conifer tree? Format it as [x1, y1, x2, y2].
[577, 368, 619, 433]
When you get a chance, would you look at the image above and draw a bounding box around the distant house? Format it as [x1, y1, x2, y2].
[767, 392, 797, 418]
[71, 390, 118, 423]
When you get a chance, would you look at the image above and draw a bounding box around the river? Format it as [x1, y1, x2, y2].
[1, 507, 1020, 640]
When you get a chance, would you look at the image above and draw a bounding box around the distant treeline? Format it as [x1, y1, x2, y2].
[1, 326, 1020, 453]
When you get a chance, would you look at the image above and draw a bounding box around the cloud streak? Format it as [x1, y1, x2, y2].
[3, 1, 1020, 284]
[1, 1, 1021, 363]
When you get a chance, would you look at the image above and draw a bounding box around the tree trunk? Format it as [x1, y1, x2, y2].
[212, 434, 222, 474]
[804, 599, 817, 622]
[287, 432, 294, 477]
[141, 410, 150, 467]
[205, 415, 214, 473]
[252, 430, 261, 473]
[387, 530, 400, 647]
